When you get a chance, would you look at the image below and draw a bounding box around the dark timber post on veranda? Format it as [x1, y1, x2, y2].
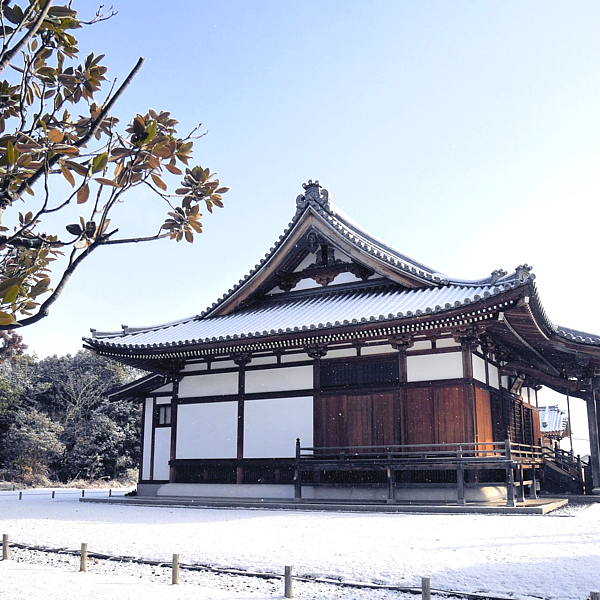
[587, 385, 600, 494]
[456, 445, 465, 506]
[505, 436, 515, 507]
[294, 438, 302, 500]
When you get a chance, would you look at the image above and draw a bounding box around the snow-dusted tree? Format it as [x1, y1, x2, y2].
[1, 407, 64, 483]
[0, 1, 227, 329]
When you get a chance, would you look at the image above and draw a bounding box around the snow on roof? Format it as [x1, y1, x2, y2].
[539, 405, 568, 434]
[86, 280, 522, 350]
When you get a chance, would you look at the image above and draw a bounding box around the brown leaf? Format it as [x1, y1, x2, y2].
[54, 145, 79, 156]
[95, 177, 120, 187]
[151, 174, 167, 191]
[48, 128, 64, 143]
[60, 164, 75, 187]
[165, 163, 182, 175]
[77, 183, 90, 204]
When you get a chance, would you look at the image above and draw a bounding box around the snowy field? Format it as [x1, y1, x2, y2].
[1, 490, 600, 600]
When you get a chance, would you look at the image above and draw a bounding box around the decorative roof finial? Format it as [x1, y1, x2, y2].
[515, 264, 533, 282]
[296, 180, 331, 212]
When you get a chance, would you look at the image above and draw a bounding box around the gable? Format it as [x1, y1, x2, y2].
[209, 193, 442, 318]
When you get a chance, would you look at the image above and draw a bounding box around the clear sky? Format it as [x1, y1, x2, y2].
[18, 1, 600, 451]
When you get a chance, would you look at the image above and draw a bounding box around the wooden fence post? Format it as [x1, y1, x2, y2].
[81, 490, 85, 498]
[285, 565, 293, 598]
[109, 489, 112, 498]
[2, 534, 8, 561]
[18, 491, 22, 500]
[51, 490, 55, 499]
[421, 576, 431, 600]
[172, 554, 180, 585]
[80, 543, 88, 572]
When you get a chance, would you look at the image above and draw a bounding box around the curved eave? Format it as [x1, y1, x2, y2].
[85, 285, 525, 364]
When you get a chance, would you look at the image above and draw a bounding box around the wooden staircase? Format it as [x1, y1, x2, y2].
[541, 447, 584, 494]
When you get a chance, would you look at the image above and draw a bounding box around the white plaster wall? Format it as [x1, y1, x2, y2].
[293, 278, 320, 291]
[501, 375, 509, 389]
[245, 366, 313, 394]
[489, 363, 500, 389]
[472, 354, 487, 384]
[436, 337, 460, 348]
[330, 272, 361, 285]
[178, 372, 238, 398]
[266, 286, 284, 295]
[293, 253, 317, 272]
[281, 353, 311, 363]
[406, 352, 463, 382]
[156, 397, 171, 405]
[244, 396, 313, 458]
[250, 356, 278, 366]
[142, 398, 153, 480]
[153, 427, 171, 480]
[182, 362, 208, 373]
[176, 402, 237, 459]
[362, 344, 396, 356]
[408, 340, 431, 352]
[153, 383, 173, 393]
[212, 360, 237, 370]
[323, 348, 357, 359]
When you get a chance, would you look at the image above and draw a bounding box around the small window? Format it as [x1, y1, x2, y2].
[321, 359, 399, 389]
[157, 405, 171, 426]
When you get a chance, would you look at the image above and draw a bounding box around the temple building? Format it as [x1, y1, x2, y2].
[84, 181, 600, 504]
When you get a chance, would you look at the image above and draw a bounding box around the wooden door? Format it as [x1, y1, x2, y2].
[315, 392, 398, 451]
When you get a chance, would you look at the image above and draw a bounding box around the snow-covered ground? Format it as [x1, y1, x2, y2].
[1, 490, 599, 600]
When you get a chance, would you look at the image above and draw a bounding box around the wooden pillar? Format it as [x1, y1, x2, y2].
[517, 466, 525, 503]
[139, 399, 147, 483]
[391, 334, 412, 449]
[234, 353, 252, 485]
[458, 332, 478, 484]
[294, 438, 302, 500]
[529, 467, 538, 500]
[169, 380, 179, 483]
[456, 445, 465, 506]
[149, 397, 156, 481]
[505, 437, 515, 507]
[586, 389, 600, 494]
[460, 338, 477, 444]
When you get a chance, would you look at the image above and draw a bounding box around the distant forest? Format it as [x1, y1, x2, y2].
[0, 332, 140, 485]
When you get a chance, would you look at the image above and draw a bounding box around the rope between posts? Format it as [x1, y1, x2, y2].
[7, 541, 549, 600]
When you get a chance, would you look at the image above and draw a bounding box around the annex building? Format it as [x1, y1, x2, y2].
[85, 181, 600, 504]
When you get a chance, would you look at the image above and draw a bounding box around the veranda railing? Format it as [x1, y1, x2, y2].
[293, 438, 543, 507]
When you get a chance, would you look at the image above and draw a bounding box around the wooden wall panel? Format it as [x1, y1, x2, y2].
[435, 386, 468, 444]
[371, 393, 398, 447]
[474, 387, 494, 448]
[404, 388, 435, 445]
[347, 395, 372, 448]
[315, 394, 348, 448]
[315, 393, 399, 450]
[531, 406, 541, 446]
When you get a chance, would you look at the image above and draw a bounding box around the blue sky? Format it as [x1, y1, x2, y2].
[19, 2, 600, 442]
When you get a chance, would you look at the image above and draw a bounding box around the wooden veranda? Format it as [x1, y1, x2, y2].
[293, 438, 544, 506]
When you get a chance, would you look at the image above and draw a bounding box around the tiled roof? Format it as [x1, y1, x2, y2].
[556, 325, 600, 345]
[192, 182, 523, 321]
[539, 405, 568, 434]
[86, 281, 522, 350]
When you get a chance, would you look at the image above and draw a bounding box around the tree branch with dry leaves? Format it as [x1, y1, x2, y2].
[0, 1, 227, 329]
